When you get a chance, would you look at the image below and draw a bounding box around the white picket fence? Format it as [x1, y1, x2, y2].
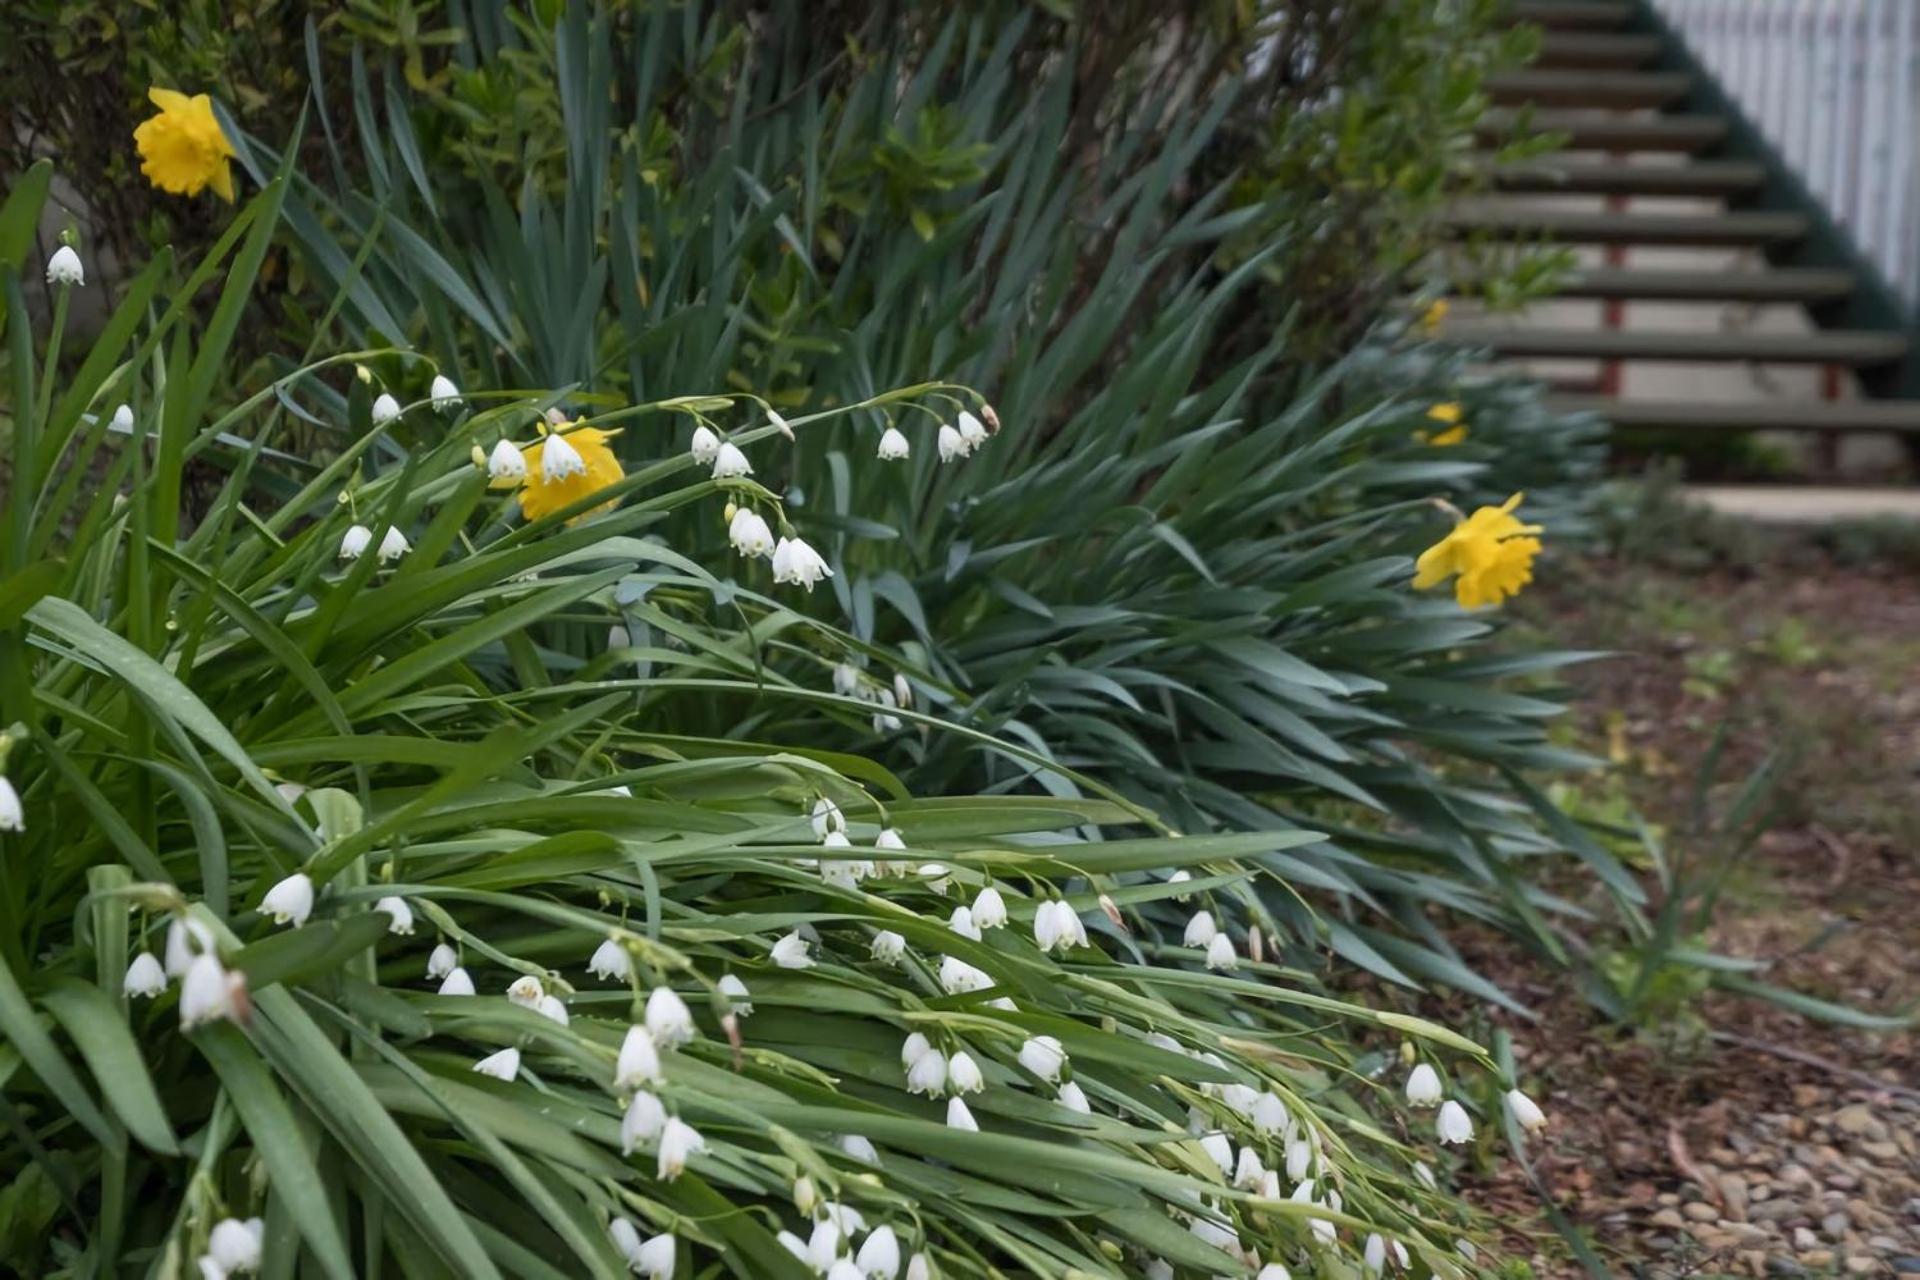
[1650, 0, 1920, 311]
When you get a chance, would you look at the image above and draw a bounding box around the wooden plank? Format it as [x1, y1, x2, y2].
[1500, 266, 1858, 302]
[1534, 31, 1663, 67]
[1484, 158, 1765, 197]
[1455, 327, 1908, 365]
[1509, 1, 1636, 29]
[1549, 396, 1920, 432]
[1443, 208, 1810, 246]
[1487, 70, 1693, 108]
[1475, 111, 1729, 152]
[1685, 486, 1920, 522]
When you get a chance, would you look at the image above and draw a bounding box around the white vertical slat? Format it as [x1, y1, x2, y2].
[1655, 0, 1920, 308]
[1857, 0, 1888, 256]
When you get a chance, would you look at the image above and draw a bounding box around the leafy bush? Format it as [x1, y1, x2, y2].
[243, 4, 1614, 1008]
[0, 164, 1536, 1280]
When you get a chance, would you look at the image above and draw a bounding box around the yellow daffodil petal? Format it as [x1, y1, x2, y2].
[517, 424, 625, 524]
[134, 87, 237, 200]
[1412, 493, 1543, 608]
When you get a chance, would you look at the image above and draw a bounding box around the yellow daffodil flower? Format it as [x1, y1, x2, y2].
[517, 424, 624, 523]
[133, 88, 237, 201]
[1417, 401, 1468, 446]
[1420, 299, 1449, 336]
[1413, 492, 1542, 609]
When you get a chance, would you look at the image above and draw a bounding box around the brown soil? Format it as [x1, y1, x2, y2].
[1453, 553, 1920, 1277]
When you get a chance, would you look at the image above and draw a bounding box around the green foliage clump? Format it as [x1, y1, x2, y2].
[0, 165, 1526, 1279]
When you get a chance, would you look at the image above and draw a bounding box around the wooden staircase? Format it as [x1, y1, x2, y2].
[1446, 0, 1920, 463]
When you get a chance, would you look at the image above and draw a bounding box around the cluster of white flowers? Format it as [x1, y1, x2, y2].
[608, 1219, 676, 1278]
[935, 409, 991, 464]
[1404, 1061, 1545, 1145]
[197, 1216, 263, 1279]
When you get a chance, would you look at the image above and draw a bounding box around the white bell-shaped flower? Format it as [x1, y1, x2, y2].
[123, 952, 168, 998]
[535, 994, 569, 1025]
[620, 1089, 667, 1153]
[616, 1025, 664, 1089]
[505, 975, 545, 1007]
[901, 1032, 933, 1068]
[645, 987, 696, 1047]
[260, 872, 314, 927]
[711, 441, 752, 479]
[874, 827, 905, 851]
[945, 1097, 979, 1131]
[826, 1262, 862, 1280]
[689, 425, 720, 465]
[838, 1133, 879, 1163]
[811, 797, 846, 838]
[371, 393, 402, 425]
[856, 1225, 901, 1280]
[1286, 1138, 1314, 1181]
[1258, 1266, 1292, 1280]
[938, 955, 992, 994]
[656, 1116, 704, 1180]
[871, 930, 906, 964]
[541, 430, 587, 481]
[905, 1048, 947, 1096]
[609, 1217, 644, 1266]
[0, 776, 20, 833]
[792, 1174, 819, 1215]
[770, 931, 813, 968]
[1506, 1087, 1547, 1134]
[956, 411, 988, 450]
[377, 526, 410, 562]
[111, 404, 134, 432]
[1017, 1035, 1066, 1082]
[472, 1047, 520, 1081]
[1057, 1080, 1091, 1114]
[727, 508, 775, 558]
[430, 375, 460, 411]
[634, 1232, 676, 1279]
[373, 896, 413, 934]
[488, 439, 527, 483]
[905, 1254, 932, 1280]
[1364, 1233, 1387, 1275]
[206, 1217, 263, 1273]
[876, 427, 910, 460]
[437, 967, 476, 996]
[1405, 1063, 1443, 1106]
[946, 1051, 985, 1095]
[426, 943, 457, 979]
[1204, 933, 1238, 971]
[833, 662, 860, 696]
[1252, 1090, 1289, 1134]
[1437, 1099, 1474, 1144]
[806, 1221, 842, 1273]
[1199, 1132, 1234, 1175]
[46, 245, 85, 286]
[971, 886, 1007, 930]
[947, 905, 981, 941]
[1167, 868, 1192, 899]
[1052, 901, 1088, 949]
[718, 973, 752, 1017]
[338, 524, 374, 560]
[937, 424, 967, 462]
[588, 938, 632, 981]
[772, 535, 833, 589]
[1234, 1146, 1266, 1189]
[1183, 910, 1218, 948]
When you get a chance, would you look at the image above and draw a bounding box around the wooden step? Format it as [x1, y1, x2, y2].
[1535, 31, 1663, 67]
[1444, 208, 1810, 246]
[1485, 158, 1765, 197]
[1453, 326, 1908, 365]
[1509, 1, 1636, 28]
[1516, 266, 1858, 303]
[1476, 111, 1729, 152]
[1550, 396, 1920, 432]
[1487, 70, 1693, 108]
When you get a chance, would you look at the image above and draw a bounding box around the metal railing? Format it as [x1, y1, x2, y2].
[1651, 0, 1920, 309]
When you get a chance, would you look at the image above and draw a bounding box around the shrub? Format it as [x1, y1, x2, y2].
[247, 4, 1616, 1006]
[0, 163, 1539, 1280]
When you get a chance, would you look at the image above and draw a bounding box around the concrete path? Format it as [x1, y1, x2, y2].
[1684, 485, 1920, 524]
